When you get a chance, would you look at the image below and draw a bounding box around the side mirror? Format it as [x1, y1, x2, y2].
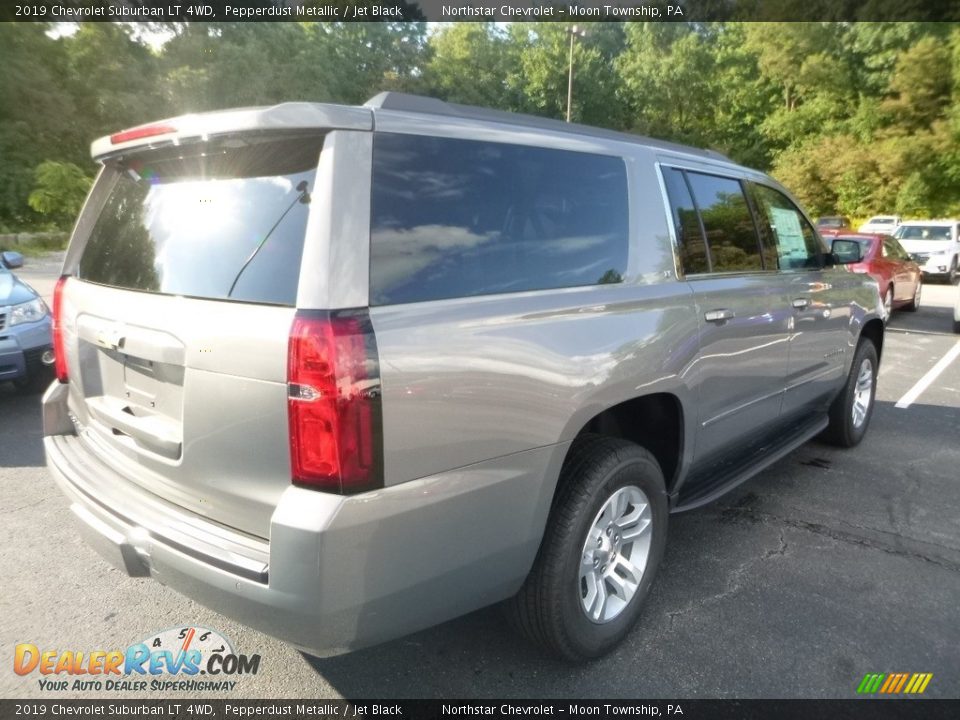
[830, 238, 863, 265]
[1, 250, 24, 269]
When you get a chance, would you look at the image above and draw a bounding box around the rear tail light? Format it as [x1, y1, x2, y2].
[110, 123, 176, 145]
[287, 310, 383, 494]
[52, 276, 69, 383]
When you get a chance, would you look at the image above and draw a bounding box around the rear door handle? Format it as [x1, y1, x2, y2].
[792, 298, 810, 310]
[704, 309, 735, 323]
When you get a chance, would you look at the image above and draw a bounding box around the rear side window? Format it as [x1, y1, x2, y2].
[370, 133, 629, 305]
[78, 134, 324, 306]
[684, 172, 763, 273]
[662, 168, 708, 274]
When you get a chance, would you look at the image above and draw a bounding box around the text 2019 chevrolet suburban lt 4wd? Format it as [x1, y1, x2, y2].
[44, 93, 884, 661]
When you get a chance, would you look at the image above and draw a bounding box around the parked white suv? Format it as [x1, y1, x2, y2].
[893, 220, 960, 285]
[858, 215, 901, 234]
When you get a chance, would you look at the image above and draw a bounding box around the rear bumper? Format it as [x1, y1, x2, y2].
[43, 384, 558, 656]
[0, 318, 52, 382]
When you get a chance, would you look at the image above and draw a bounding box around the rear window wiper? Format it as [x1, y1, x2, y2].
[227, 181, 311, 298]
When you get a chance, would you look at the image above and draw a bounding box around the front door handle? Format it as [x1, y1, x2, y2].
[792, 298, 810, 310]
[704, 309, 735, 323]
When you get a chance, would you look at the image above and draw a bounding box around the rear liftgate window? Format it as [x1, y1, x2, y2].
[78, 134, 325, 306]
[370, 133, 630, 305]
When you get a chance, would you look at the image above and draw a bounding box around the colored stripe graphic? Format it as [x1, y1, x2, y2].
[857, 672, 933, 694]
[917, 674, 933, 693]
[857, 673, 885, 693]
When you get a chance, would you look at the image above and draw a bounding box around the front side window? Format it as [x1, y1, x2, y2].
[882, 237, 910, 260]
[370, 133, 629, 305]
[749, 184, 823, 270]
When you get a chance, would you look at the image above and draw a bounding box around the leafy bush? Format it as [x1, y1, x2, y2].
[27, 161, 92, 228]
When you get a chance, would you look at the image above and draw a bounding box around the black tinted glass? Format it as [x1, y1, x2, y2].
[685, 173, 762, 273]
[663, 168, 708, 274]
[370, 133, 629, 305]
[78, 135, 324, 305]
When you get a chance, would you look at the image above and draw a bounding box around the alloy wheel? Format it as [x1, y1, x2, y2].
[579, 485, 653, 624]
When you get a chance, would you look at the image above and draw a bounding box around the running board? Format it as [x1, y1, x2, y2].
[672, 414, 829, 513]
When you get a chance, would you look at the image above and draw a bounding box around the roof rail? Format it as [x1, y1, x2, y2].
[363, 91, 733, 163]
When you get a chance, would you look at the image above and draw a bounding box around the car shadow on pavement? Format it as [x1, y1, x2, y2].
[887, 303, 957, 336]
[0, 382, 47, 467]
[302, 399, 960, 699]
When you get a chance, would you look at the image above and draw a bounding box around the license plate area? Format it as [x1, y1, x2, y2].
[77, 315, 185, 460]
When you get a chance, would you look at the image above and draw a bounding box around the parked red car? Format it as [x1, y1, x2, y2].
[822, 231, 922, 317]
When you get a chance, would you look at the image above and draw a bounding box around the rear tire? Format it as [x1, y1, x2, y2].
[904, 278, 921, 312]
[506, 435, 668, 661]
[822, 340, 878, 448]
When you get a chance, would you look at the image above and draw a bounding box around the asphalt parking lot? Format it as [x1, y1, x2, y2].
[2, 258, 958, 700]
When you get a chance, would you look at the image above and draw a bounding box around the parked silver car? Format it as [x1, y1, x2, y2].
[44, 93, 884, 661]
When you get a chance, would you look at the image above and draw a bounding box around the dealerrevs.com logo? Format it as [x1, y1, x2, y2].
[14, 626, 261, 692]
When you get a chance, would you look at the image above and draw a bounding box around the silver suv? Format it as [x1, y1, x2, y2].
[44, 93, 884, 661]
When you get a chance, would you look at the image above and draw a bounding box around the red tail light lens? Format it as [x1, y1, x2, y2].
[287, 310, 383, 494]
[110, 124, 177, 145]
[52, 276, 69, 383]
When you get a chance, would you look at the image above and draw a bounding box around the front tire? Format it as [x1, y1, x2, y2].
[822, 340, 878, 448]
[506, 436, 668, 661]
[882, 286, 893, 321]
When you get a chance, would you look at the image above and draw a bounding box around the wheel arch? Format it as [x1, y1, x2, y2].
[559, 393, 685, 497]
[860, 317, 884, 361]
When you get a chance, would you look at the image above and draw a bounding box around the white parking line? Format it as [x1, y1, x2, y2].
[895, 340, 960, 409]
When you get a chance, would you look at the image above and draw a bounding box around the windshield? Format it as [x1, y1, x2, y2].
[869, 217, 895, 224]
[77, 133, 324, 306]
[894, 225, 951, 241]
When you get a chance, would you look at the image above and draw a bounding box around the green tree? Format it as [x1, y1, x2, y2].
[882, 35, 952, 130]
[62, 23, 165, 138]
[617, 23, 718, 145]
[0, 24, 79, 229]
[27, 161, 94, 226]
[424, 24, 512, 109]
[505, 23, 625, 128]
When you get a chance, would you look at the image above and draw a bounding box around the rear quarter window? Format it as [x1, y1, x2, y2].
[77, 134, 325, 306]
[369, 133, 630, 305]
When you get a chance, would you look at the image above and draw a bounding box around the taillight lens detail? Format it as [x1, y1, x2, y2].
[52, 275, 69, 383]
[110, 124, 177, 145]
[287, 310, 383, 494]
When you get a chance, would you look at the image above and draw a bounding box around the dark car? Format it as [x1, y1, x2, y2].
[817, 215, 852, 231]
[0, 251, 54, 391]
[822, 231, 922, 318]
